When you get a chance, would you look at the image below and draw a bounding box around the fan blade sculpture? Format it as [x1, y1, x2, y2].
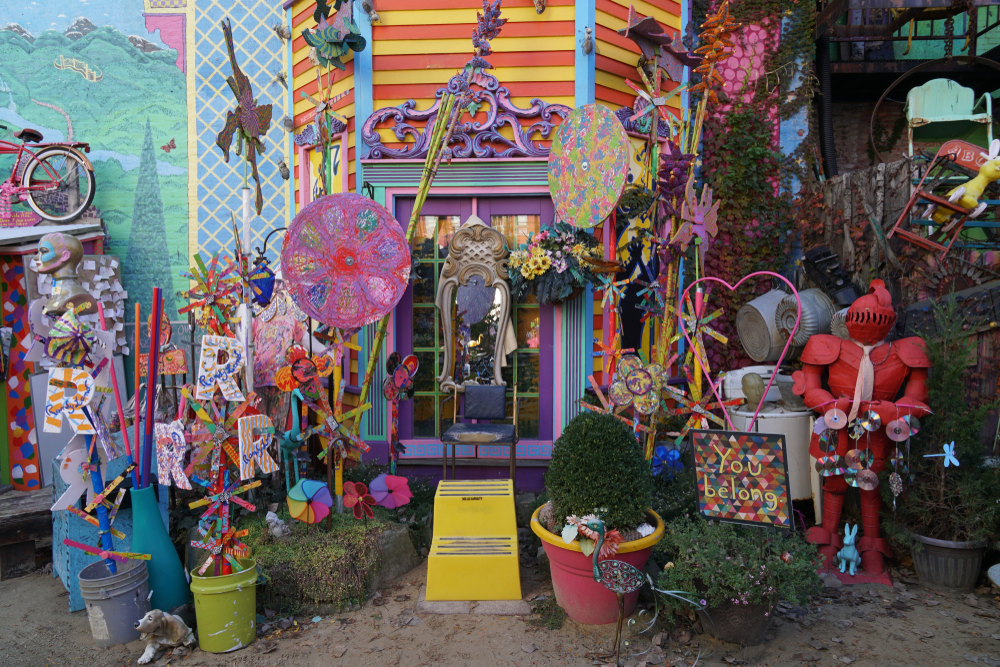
[216, 18, 273, 216]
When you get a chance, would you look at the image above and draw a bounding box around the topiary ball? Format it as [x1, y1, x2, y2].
[545, 411, 653, 532]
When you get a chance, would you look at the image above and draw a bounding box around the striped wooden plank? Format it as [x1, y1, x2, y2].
[373, 21, 574, 40]
[372, 35, 574, 55]
[373, 51, 574, 70]
[374, 65, 574, 85]
[376, 0, 573, 9]
[378, 6, 574, 25]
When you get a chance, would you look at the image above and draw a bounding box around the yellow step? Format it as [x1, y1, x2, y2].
[425, 480, 521, 601]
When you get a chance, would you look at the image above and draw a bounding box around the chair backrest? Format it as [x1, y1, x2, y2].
[463, 385, 507, 420]
[906, 79, 974, 122]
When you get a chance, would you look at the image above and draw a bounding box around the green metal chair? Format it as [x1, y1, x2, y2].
[905, 79, 993, 157]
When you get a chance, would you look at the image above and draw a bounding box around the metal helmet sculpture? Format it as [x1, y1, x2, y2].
[845, 279, 896, 345]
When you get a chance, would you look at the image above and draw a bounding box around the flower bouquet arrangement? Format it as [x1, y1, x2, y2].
[507, 222, 603, 304]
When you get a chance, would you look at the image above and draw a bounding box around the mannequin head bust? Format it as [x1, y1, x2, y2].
[33, 232, 95, 317]
[34, 233, 83, 275]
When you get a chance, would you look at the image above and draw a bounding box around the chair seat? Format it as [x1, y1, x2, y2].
[442, 423, 516, 445]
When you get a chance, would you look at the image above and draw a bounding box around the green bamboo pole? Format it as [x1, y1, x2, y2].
[352, 89, 462, 433]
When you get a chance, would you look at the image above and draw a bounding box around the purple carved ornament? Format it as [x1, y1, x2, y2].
[362, 69, 572, 160]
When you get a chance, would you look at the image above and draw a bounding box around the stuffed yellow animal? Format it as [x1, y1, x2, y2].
[927, 139, 1000, 228]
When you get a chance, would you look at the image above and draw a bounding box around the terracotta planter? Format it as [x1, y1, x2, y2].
[530, 507, 664, 625]
[697, 599, 774, 646]
[911, 533, 987, 594]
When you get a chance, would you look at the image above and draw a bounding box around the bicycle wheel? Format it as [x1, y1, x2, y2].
[21, 146, 96, 223]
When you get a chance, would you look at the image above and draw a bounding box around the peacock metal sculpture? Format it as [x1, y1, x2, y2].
[585, 517, 703, 666]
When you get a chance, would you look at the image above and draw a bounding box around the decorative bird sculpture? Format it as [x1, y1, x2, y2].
[585, 518, 702, 666]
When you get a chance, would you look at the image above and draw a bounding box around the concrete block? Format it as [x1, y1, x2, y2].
[473, 599, 531, 615]
[416, 585, 471, 614]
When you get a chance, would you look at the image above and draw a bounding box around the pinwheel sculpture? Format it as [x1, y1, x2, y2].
[651, 445, 683, 477]
[216, 18, 273, 216]
[343, 481, 376, 520]
[671, 175, 720, 264]
[191, 514, 250, 574]
[302, 0, 366, 71]
[369, 474, 412, 509]
[287, 478, 335, 524]
[46, 304, 100, 366]
[178, 252, 241, 335]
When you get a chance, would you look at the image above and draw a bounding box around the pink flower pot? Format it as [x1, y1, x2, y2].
[531, 507, 664, 625]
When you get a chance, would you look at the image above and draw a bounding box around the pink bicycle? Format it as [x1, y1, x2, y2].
[0, 124, 96, 224]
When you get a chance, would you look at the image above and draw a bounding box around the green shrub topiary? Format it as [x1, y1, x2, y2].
[544, 411, 653, 532]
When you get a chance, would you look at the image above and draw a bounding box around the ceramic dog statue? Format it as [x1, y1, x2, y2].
[135, 609, 196, 664]
[836, 524, 861, 577]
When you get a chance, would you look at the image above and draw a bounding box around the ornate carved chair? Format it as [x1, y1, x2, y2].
[435, 215, 519, 487]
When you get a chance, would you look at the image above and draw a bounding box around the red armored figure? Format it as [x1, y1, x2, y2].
[792, 280, 930, 575]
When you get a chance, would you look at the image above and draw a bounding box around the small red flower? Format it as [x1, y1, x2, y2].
[343, 481, 376, 520]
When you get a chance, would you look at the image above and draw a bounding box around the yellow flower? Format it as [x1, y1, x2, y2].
[530, 246, 545, 258]
[537, 255, 552, 272]
[520, 264, 534, 279]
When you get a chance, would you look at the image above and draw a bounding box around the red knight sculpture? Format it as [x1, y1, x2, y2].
[792, 280, 930, 575]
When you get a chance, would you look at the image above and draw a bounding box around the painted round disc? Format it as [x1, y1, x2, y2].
[626, 369, 653, 395]
[817, 429, 837, 453]
[902, 415, 921, 435]
[860, 410, 882, 432]
[608, 381, 633, 407]
[824, 408, 847, 430]
[843, 467, 859, 487]
[633, 391, 658, 415]
[848, 419, 866, 440]
[616, 354, 643, 377]
[886, 419, 910, 442]
[856, 469, 879, 491]
[282, 193, 411, 328]
[547, 104, 629, 229]
[815, 455, 845, 477]
[646, 364, 670, 389]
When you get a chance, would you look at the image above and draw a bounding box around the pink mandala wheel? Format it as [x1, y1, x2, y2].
[281, 193, 411, 328]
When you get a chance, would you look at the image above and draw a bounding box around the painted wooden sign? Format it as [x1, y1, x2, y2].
[692, 430, 792, 528]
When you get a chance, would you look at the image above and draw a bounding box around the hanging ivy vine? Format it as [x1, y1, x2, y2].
[689, 0, 819, 370]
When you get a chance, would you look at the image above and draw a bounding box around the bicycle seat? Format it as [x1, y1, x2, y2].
[14, 128, 43, 143]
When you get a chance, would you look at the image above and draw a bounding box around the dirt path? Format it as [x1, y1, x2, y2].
[2, 561, 999, 667]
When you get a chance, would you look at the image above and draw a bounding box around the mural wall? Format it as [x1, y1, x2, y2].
[0, 0, 290, 318]
[0, 2, 188, 316]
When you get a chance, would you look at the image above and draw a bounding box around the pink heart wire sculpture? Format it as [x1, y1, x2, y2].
[678, 271, 801, 433]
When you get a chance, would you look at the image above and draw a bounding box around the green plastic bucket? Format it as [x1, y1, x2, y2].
[190, 558, 257, 653]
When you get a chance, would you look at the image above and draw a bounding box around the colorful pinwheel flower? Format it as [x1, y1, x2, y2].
[607, 354, 669, 415]
[302, 0, 367, 71]
[652, 445, 683, 477]
[343, 481, 376, 520]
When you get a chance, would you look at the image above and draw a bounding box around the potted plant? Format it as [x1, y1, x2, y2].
[530, 411, 660, 625]
[881, 297, 1000, 593]
[506, 222, 603, 305]
[655, 517, 821, 646]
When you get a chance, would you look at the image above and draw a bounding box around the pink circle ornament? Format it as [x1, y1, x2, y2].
[547, 104, 630, 229]
[281, 194, 411, 328]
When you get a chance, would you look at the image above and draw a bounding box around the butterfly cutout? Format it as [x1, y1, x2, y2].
[161, 138, 176, 153]
[924, 441, 960, 468]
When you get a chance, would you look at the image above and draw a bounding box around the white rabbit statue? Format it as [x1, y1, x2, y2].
[837, 523, 861, 577]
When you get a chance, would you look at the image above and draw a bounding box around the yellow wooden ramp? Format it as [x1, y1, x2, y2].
[425, 480, 522, 601]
